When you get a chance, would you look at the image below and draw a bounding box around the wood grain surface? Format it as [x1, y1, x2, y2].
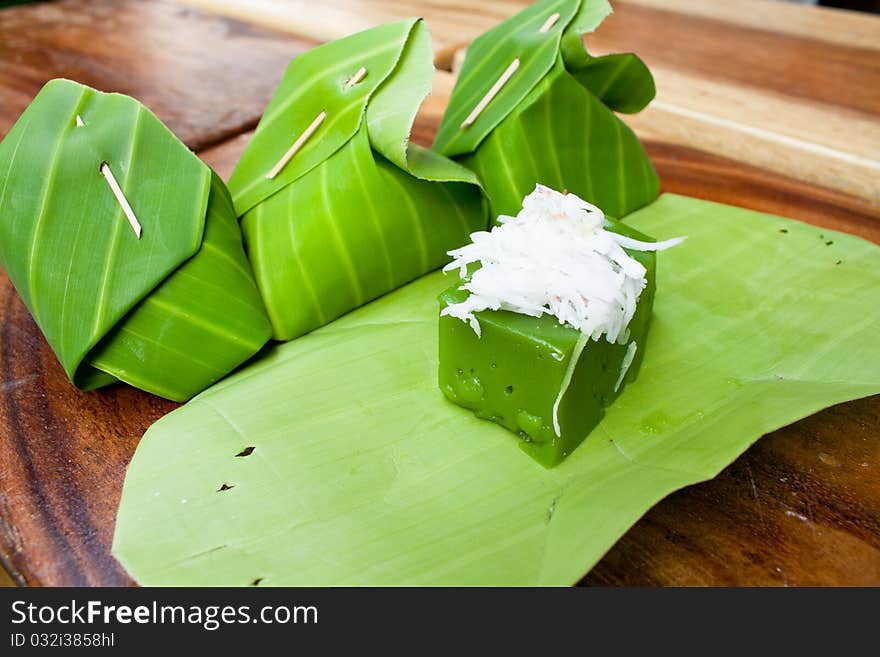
[0, 0, 878, 586]
[180, 0, 880, 62]
[614, 0, 880, 50]
[188, 0, 880, 204]
[0, 0, 317, 150]
[583, 3, 880, 201]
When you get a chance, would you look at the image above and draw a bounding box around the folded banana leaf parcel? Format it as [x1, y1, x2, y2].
[227, 18, 487, 341]
[433, 0, 658, 220]
[0, 79, 271, 401]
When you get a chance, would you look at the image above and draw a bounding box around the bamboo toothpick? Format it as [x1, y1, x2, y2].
[461, 59, 520, 129]
[540, 12, 561, 33]
[75, 114, 85, 127]
[100, 163, 142, 238]
[345, 66, 367, 88]
[266, 110, 327, 180]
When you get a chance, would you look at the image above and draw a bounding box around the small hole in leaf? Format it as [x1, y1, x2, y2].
[251, 577, 264, 586]
[505, 385, 514, 395]
[235, 446, 255, 458]
[218, 483, 234, 492]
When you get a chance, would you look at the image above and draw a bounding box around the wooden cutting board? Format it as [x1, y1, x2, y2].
[0, 0, 878, 586]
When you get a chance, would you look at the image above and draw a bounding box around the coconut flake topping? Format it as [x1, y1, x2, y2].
[442, 185, 684, 341]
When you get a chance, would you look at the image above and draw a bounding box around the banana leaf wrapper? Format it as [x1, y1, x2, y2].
[228, 19, 488, 341]
[113, 195, 880, 585]
[434, 0, 658, 220]
[0, 80, 271, 401]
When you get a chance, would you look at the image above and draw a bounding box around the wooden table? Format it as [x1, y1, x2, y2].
[0, 0, 877, 586]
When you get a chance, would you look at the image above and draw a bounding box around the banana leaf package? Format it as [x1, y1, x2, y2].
[228, 19, 487, 340]
[0, 79, 271, 401]
[434, 0, 658, 220]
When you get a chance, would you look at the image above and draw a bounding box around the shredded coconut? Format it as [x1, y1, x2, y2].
[442, 185, 684, 341]
[614, 341, 638, 392]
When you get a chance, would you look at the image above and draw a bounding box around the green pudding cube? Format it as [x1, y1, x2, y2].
[438, 222, 656, 468]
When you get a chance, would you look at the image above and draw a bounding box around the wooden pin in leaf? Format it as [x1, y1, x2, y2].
[461, 58, 520, 129]
[540, 12, 561, 33]
[266, 110, 327, 180]
[345, 66, 367, 88]
[76, 114, 142, 238]
[100, 162, 142, 238]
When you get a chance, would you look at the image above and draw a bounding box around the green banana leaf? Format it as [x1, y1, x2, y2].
[433, 0, 658, 220]
[0, 79, 271, 401]
[228, 18, 487, 341]
[113, 194, 880, 585]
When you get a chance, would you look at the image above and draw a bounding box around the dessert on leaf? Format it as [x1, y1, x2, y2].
[434, 0, 658, 221]
[228, 18, 487, 341]
[439, 185, 682, 467]
[0, 79, 271, 402]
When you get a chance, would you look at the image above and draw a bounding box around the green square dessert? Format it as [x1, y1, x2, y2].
[438, 185, 679, 467]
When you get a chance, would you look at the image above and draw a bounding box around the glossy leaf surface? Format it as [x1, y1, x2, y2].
[230, 20, 486, 340]
[434, 0, 657, 220]
[0, 80, 271, 400]
[114, 195, 880, 584]
[461, 61, 658, 220]
[433, 0, 610, 156]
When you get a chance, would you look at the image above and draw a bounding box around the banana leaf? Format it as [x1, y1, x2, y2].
[227, 18, 487, 341]
[0, 79, 271, 401]
[113, 194, 880, 585]
[433, 0, 658, 220]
